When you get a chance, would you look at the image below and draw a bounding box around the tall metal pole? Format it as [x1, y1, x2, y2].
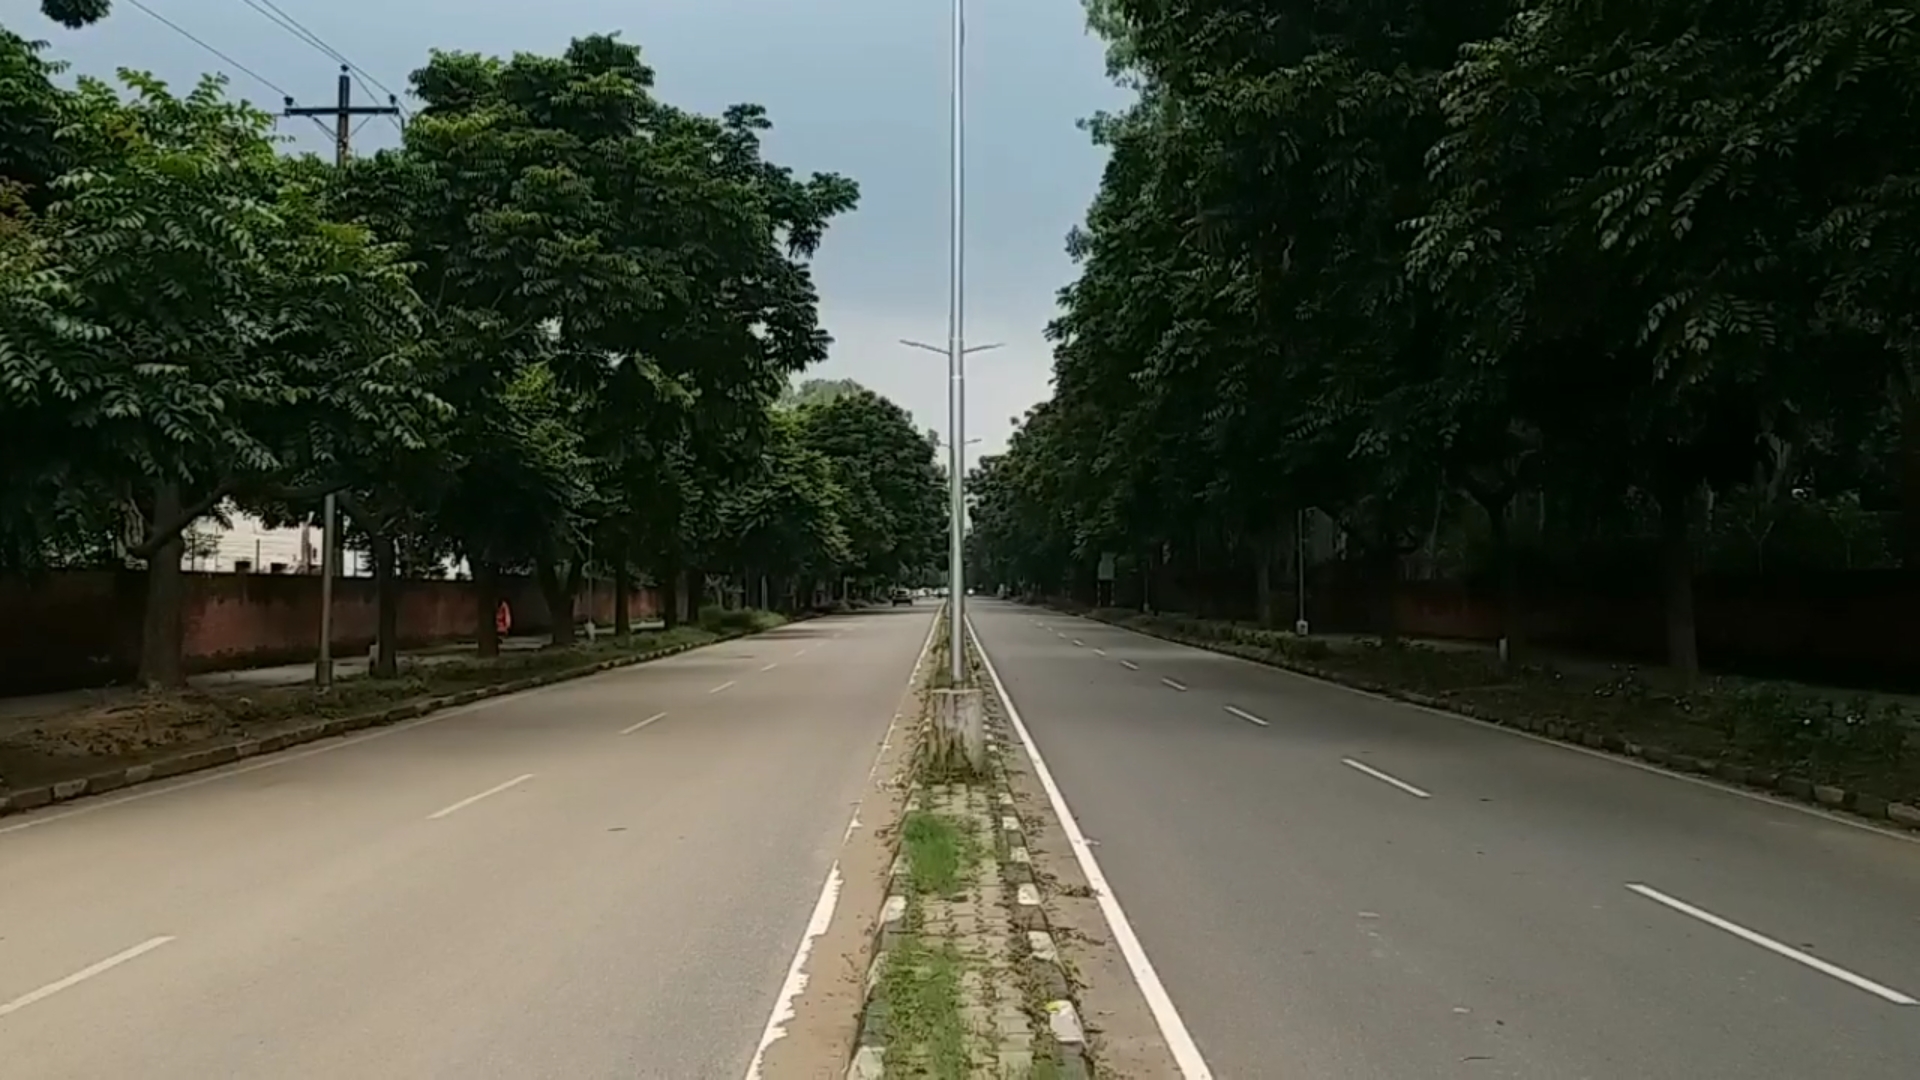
[946, 0, 968, 684]
[287, 67, 399, 689]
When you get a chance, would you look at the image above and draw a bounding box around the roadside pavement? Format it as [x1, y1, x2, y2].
[0, 626, 671, 731]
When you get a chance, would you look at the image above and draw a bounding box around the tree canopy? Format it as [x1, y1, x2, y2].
[967, 0, 1920, 683]
[0, 12, 944, 685]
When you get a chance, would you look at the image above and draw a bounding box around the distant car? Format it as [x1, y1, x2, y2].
[890, 588, 913, 606]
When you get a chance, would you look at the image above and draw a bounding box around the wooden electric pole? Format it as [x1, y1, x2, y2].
[283, 63, 399, 168]
[283, 66, 399, 688]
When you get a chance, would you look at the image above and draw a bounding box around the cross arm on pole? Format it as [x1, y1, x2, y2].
[900, 339, 1003, 355]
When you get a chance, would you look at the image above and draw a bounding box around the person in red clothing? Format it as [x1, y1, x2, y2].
[495, 599, 512, 638]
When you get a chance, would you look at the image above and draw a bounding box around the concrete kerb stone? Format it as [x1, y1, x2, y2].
[972, 672, 1095, 1079]
[0, 619, 811, 821]
[1055, 603, 1920, 837]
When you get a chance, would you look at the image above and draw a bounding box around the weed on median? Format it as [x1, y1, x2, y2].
[902, 810, 979, 898]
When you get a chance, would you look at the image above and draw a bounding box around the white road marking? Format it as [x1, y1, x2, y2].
[1626, 883, 1918, 1005]
[746, 603, 939, 1079]
[1121, 659, 1140, 670]
[1341, 758, 1431, 799]
[903, 611, 940, 691]
[0, 936, 175, 1019]
[794, 647, 810, 657]
[427, 774, 534, 819]
[1092, 648, 1107, 656]
[708, 680, 736, 694]
[1225, 705, 1269, 727]
[969, 617, 1216, 1079]
[761, 662, 779, 672]
[1071, 639, 1084, 647]
[1160, 677, 1187, 692]
[620, 711, 667, 736]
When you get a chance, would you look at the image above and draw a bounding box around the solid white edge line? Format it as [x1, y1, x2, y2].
[1341, 758, 1431, 799]
[1224, 705, 1269, 727]
[1160, 677, 1188, 692]
[0, 936, 175, 1019]
[1039, 608, 1920, 846]
[969, 615, 1216, 1079]
[620, 711, 668, 736]
[426, 773, 534, 819]
[1121, 659, 1140, 670]
[744, 607, 940, 1079]
[1625, 883, 1918, 1005]
[708, 680, 737, 694]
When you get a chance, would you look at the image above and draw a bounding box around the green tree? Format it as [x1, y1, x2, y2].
[4, 70, 434, 685]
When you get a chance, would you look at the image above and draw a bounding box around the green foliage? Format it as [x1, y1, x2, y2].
[794, 384, 948, 585]
[969, 0, 1920, 687]
[0, 26, 886, 681]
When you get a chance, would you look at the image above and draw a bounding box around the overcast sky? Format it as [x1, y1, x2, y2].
[8, 0, 1128, 456]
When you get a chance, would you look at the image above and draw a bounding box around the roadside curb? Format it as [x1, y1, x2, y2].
[980, 704, 1095, 1079]
[1044, 602, 1920, 836]
[0, 618, 810, 822]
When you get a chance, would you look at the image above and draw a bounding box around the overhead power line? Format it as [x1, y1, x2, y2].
[236, 0, 410, 125]
[125, 0, 292, 101]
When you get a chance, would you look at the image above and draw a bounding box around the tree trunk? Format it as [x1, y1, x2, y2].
[660, 559, 681, 630]
[1254, 535, 1275, 628]
[1367, 545, 1400, 645]
[1472, 489, 1523, 668]
[372, 531, 400, 678]
[1899, 376, 1920, 569]
[137, 481, 189, 689]
[1658, 482, 1700, 686]
[474, 558, 501, 658]
[536, 558, 576, 647]
[613, 562, 632, 637]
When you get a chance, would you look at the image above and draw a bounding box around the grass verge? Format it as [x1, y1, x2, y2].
[0, 614, 788, 792]
[883, 807, 976, 1078]
[902, 809, 979, 898]
[1066, 602, 1920, 808]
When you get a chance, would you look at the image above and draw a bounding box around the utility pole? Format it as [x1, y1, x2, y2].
[285, 66, 400, 690]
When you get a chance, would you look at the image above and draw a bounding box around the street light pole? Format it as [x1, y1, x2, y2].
[946, 0, 969, 686]
[902, 335, 999, 683]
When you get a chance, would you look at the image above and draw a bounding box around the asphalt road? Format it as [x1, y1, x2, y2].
[0, 608, 934, 1079]
[969, 600, 1920, 1080]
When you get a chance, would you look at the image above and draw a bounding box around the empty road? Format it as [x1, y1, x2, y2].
[970, 600, 1920, 1080]
[0, 608, 933, 1079]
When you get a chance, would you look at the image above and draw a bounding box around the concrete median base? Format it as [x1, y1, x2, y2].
[927, 686, 986, 775]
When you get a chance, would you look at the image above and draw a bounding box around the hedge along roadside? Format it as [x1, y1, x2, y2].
[0, 611, 814, 820]
[1043, 601, 1920, 835]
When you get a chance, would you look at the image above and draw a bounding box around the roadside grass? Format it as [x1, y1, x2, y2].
[902, 810, 979, 898]
[879, 936, 971, 1079]
[882, 808, 980, 1077]
[1071, 604, 1920, 806]
[0, 617, 780, 791]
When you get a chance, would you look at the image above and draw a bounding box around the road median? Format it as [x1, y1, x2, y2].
[849, 608, 1089, 1079]
[1042, 599, 1920, 832]
[0, 610, 801, 820]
